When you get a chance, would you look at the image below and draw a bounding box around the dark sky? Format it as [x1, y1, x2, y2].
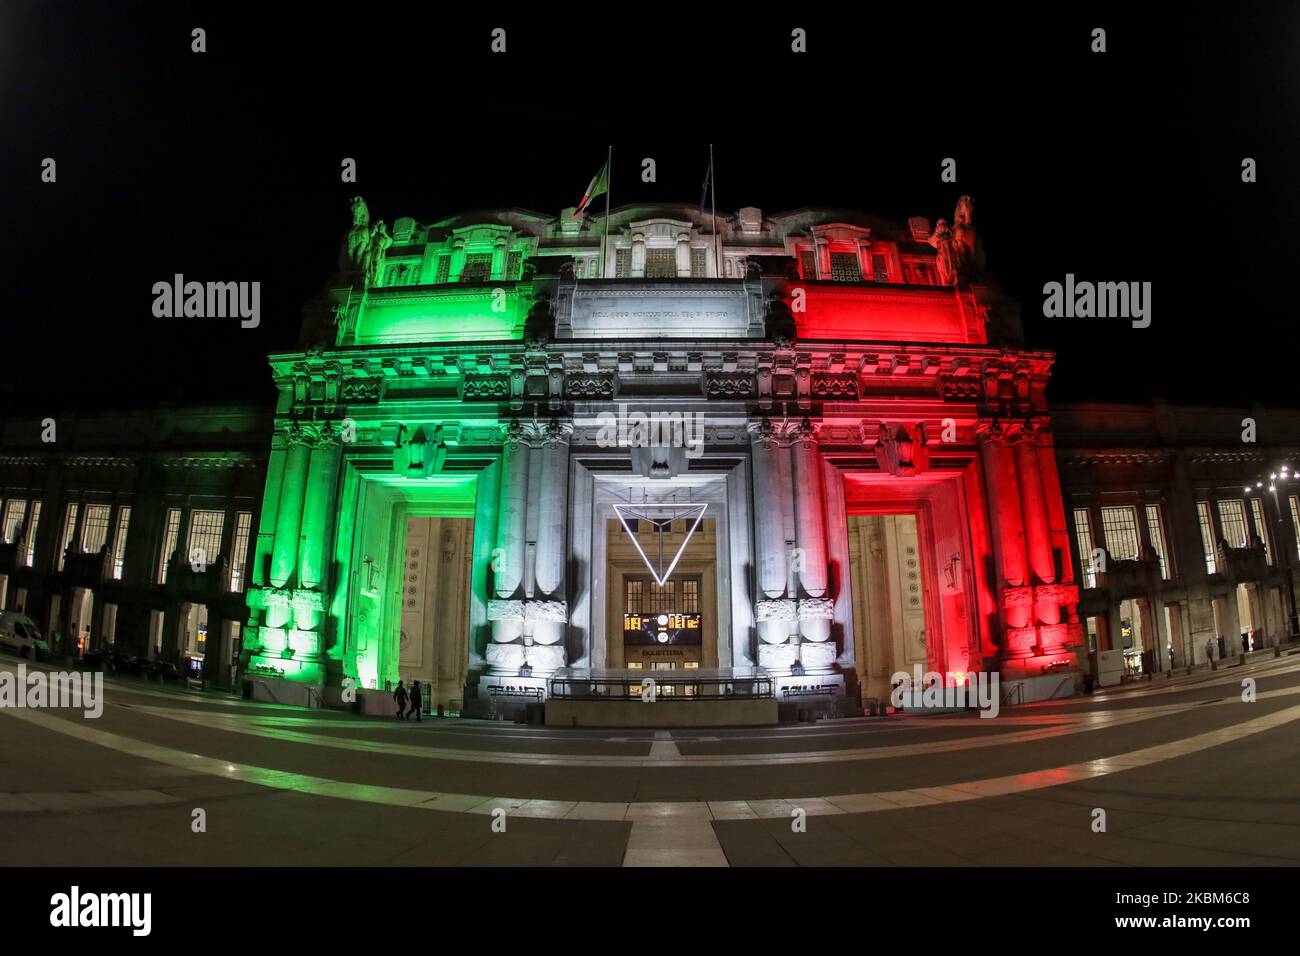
[2, 2, 1297, 412]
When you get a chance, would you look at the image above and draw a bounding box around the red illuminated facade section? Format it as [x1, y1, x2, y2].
[746, 208, 1079, 685]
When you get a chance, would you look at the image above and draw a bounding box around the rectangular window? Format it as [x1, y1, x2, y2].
[1072, 508, 1098, 588]
[80, 503, 112, 555]
[682, 579, 700, 614]
[24, 501, 41, 567]
[829, 251, 861, 282]
[871, 253, 889, 282]
[187, 509, 225, 570]
[1100, 505, 1141, 562]
[58, 502, 78, 571]
[229, 511, 253, 592]
[1217, 499, 1249, 549]
[615, 247, 631, 278]
[647, 580, 677, 614]
[434, 255, 451, 283]
[1197, 501, 1218, 574]
[1291, 496, 1300, 561]
[625, 579, 643, 615]
[2, 499, 26, 545]
[1144, 504, 1173, 580]
[800, 249, 817, 280]
[645, 248, 676, 278]
[691, 247, 708, 277]
[158, 507, 181, 584]
[505, 250, 522, 279]
[460, 253, 492, 282]
[111, 506, 131, 580]
[1250, 498, 1273, 565]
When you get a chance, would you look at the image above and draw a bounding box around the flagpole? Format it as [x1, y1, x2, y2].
[709, 143, 719, 277]
[602, 145, 612, 277]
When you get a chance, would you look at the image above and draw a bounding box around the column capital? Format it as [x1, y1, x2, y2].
[283, 422, 315, 449]
[500, 418, 531, 446]
[540, 419, 574, 447]
[977, 417, 1045, 446]
[748, 417, 801, 448]
[791, 417, 820, 445]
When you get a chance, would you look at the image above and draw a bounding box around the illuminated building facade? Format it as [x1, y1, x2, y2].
[234, 197, 1084, 711]
[0, 404, 271, 683]
[13, 201, 1290, 711]
[1054, 402, 1300, 681]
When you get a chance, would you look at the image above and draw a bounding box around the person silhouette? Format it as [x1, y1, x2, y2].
[393, 680, 408, 719]
[408, 680, 423, 721]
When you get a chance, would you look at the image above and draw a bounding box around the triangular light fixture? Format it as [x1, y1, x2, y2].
[612, 503, 707, 586]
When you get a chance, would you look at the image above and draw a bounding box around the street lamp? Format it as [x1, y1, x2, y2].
[1261, 463, 1300, 639]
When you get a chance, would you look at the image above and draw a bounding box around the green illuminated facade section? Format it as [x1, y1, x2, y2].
[349, 286, 528, 345]
[243, 200, 539, 689]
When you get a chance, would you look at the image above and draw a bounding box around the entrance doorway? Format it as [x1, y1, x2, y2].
[397, 516, 474, 712]
[847, 513, 933, 701]
[179, 603, 208, 656]
[605, 515, 717, 669]
[68, 587, 94, 657]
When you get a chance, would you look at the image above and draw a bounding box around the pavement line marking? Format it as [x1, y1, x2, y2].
[6, 696, 1300, 871]
[7, 700, 1300, 867]
[648, 730, 682, 759]
[116, 686, 1294, 768]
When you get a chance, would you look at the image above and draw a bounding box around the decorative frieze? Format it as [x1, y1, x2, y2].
[565, 374, 615, 399]
[340, 377, 384, 402]
[810, 372, 859, 399]
[704, 373, 755, 398]
[461, 374, 510, 399]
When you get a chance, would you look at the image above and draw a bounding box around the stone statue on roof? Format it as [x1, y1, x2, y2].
[365, 220, 393, 287]
[341, 196, 372, 273]
[929, 195, 984, 287]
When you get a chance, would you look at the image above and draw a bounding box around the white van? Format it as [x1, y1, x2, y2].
[0, 611, 50, 660]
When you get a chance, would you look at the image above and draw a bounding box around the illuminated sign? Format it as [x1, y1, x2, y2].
[623, 611, 702, 646]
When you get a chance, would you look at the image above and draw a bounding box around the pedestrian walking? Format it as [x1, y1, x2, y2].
[393, 680, 408, 719]
[408, 680, 423, 721]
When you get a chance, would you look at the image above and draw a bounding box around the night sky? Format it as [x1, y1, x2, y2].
[2, 3, 1296, 412]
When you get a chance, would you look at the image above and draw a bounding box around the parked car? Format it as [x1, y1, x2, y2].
[0, 611, 50, 661]
[82, 647, 117, 672]
[146, 659, 181, 682]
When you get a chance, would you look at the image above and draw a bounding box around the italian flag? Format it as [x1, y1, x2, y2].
[572, 160, 609, 218]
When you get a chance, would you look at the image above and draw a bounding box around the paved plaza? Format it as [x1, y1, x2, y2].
[3, 653, 1299, 866]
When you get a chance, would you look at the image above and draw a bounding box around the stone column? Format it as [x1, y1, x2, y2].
[750, 420, 797, 673]
[747, 420, 789, 601]
[791, 420, 835, 672]
[979, 423, 1033, 662]
[490, 237, 507, 281]
[270, 424, 312, 593]
[791, 421, 829, 600]
[487, 420, 530, 675]
[449, 238, 467, 282]
[1014, 431, 1054, 587]
[631, 233, 646, 277]
[529, 421, 571, 675]
[299, 424, 342, 592]
[676, 232, 692, 276]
